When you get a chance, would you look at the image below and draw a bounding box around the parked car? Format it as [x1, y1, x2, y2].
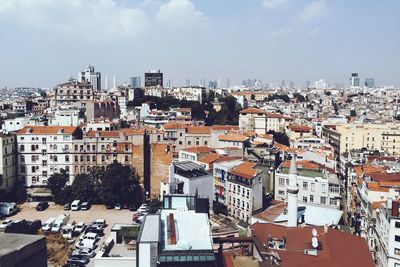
[72, 247, 96, 258]
[0, 202, 17, 216]
[42, 218, 56, 231]
[105, 204, 113, 209]
[81, 202, 91, 211]
[51, 213, 70, 232]
[27, 220, 42, 233]
[36, 201, 49, 211]
[85, 226, 104, 236]
[92, 219, 106, 229]
[74, 222, 86, 234]
[0, 220, 12, 231]
[64, 203, 71, 211]
[114, 204, 121, 210]
[71, 200, 81, 211]
[67, 255, 90, 266]
[76, 233, 98, 249]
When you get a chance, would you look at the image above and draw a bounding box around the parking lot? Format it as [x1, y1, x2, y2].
[6, 202, 136, 267]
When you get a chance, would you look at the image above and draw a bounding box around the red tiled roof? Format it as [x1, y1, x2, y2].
[182, 146, 214, 154]
[229, 162, 261, 179]
[219, 133, 249, 142]
[251, 223, 374, 267]
[239, 108, 265, 114]
[198, 153, 222, 164]
[287, 124, 312, 132]
[17, 126, 78, 135]
[281, 160, 320, 170]
[266, 112, 285, 119]
[162, 122, 188, 130]
[187, 126, 211, 134]
[86, 131, 120, 138]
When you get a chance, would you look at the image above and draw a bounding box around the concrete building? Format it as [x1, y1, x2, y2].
[144, 70, 163, 87]
[79, 65, 101, 91]
[275, 159, 341, 209]
[54, 79, 95, 103]
[213, 159, 243, 206]
[0, 233, 47, 267]
[239, 108, 267, 134]
[0, 133, 16, 193]
[226, 161, 263, 223]
[16, 126, 83, 186]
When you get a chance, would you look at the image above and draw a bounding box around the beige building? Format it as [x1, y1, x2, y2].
[54, 80, 95, 104]
[239, 108, 267, 134]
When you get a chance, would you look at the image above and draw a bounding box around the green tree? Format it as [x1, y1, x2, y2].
[268, 131, 290, 146]
[71, 174, 97, 202]
[98, 161, 143, 207]
[47, 169, 68, 204]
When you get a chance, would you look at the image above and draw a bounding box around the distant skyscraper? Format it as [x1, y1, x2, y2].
[226, 78, 230, 88]
[314, 79, 328, 89]
[281, 80, 286, 87]
[166, 79, 171, 88]
[130, 76, 141, 87]
[365, 78, 375, 88]
[306, 81, 311, 88]
[78, 65, 101, 91]
[349, 73, 360, 87]
[208, 80, 217, 89]
[144, 69, 163, 87]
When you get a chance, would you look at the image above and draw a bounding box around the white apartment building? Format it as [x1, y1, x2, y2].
[1, 117, 37, 132]
[47, 109, 82, 126]
[16, 126, 83, 186]
[226, 161, 263, 223]
[213, 159, 243, 206]
[0, 133, 16, 193]
[275, 160, 341, 209]
[239, 108, 267, 134]
[375, 200, 400, 267]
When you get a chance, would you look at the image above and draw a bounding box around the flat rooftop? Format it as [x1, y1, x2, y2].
[108, 243, 136, 258]
[160, 210, 213, 251]
[138, 215, 160, 243]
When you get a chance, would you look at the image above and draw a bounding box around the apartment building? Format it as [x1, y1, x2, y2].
[239, 108, 267, 134]
[275, 160, 341, 209]
[213, 159, 243, 206]
[16, 126, 84, 186]
[0, 133, 16, 193]
[54, 80, 95, 103]
[226, 161, 263, 223]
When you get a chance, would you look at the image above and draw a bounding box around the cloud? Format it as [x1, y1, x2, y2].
[156, 0, 204, 26]
[268, 28, 292, 37]
[0, 0, 149, 42]
[309, 27, 320, 35]
[262, 0, 289, 9]
[299, 1, 328, 20]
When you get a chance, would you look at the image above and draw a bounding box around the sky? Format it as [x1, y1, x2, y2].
[0, 0, 399, 88]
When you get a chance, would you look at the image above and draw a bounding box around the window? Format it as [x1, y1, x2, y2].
[20, 166, 25, 173]
[311, 182, 315, 192]
[278, 190, 285, 195]
[310, 195, 314, 203]
[320, 196, 327, 205]
[196, 141, 199, 146]
[330, 198, 337, 206]
[303, 196, 308, 203]
[204, 141, 208, 145]
[42, 160, 47, 166]
[179, 141, 182, 145]
[65, 155, 69, 162]
[279, 178, 285, 186]
[395, 221, 400, 228]
[303, 181, 308, 190]
[188, 141, 192, 146]
[20, 145, 25, 152]
[396, 235, 400, 242]
[322, 184, 327, 193]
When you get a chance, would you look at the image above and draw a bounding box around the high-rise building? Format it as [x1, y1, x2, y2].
[365, 78, 375, 88]
[130, 76, 141, 87]
[226, 78, 230, 88]
[289, 81, 295, 88]
[281, 80, 286, 87]
[78, 65, 101, 91]
[314, 79, 328, 89]
[349, 73, 360, 87]
[306, 81, 311, 88]
[144, 69, 163, 87]
[208, 80, 217, 89]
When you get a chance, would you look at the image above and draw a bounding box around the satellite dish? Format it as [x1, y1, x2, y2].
[312, 237, 318, 249]
[312, 228, 317, 237]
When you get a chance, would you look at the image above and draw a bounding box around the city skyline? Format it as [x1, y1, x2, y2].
[0, 0, 399, 88]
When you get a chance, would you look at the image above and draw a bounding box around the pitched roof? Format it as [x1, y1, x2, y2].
[266, 112, 285, 119]
[219, 133, 249, 142]
[240, 108, 265, 114]
[287, 124, 312, 132]
[162, 122, 188, 130]
[17, 126, 78, 135]
[229, 162, 261, 179]
[187, 126, 211, 134]
[86, 131, 120, 138]
[182, 146, 214, 154]
[251, 223, 374, 267]
[198, 153, 222, 164]
[281, 160, 321, 170]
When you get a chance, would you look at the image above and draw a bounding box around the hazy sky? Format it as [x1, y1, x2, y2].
[0, 0, 399, 88]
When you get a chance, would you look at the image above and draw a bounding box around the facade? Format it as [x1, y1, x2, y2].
[144, 70, 163, 87]
[54, 80, 95, 103]
[0, 133, 16, 193]
[213, 159, 243, 206]
[16, 126, 83, 186]
[275, 160, 341, 209]
[226, 161, 263, 223]
[239, 108, 267, 134]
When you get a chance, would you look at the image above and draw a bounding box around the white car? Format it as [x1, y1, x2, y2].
[74, 222, 86, 234]
[0, 220, 12, 231]
[73, 247, 96, 258]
